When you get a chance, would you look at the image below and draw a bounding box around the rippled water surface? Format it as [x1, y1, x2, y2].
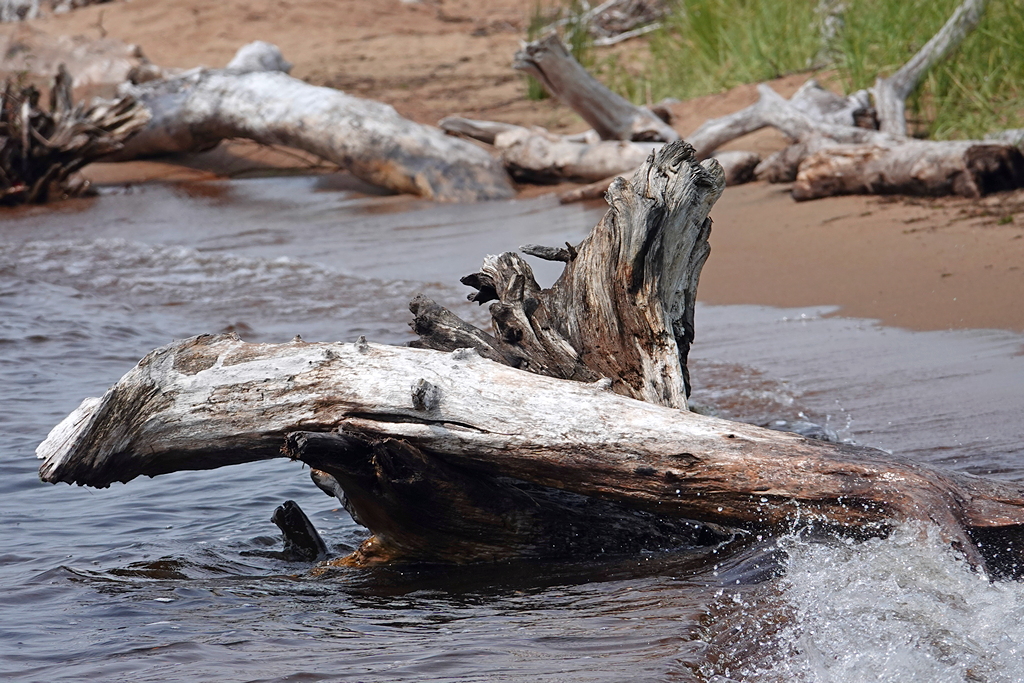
[3, 176, 1024, 682]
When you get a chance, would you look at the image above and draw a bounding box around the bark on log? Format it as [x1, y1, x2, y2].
[110, 44, 514, 202]
[793, 140, 1024, 201]
[514, 33, 677, 143]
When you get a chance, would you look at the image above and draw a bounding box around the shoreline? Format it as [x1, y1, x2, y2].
[5, 0, 1024, 333]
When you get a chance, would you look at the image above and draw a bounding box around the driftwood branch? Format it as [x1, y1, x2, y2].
[873, 0, 989, 135]
[514, 33, 677, 143]
[440, 115, 663, 183]
[110, 43, 514, 202]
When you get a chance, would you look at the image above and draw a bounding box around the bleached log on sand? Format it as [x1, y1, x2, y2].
[514, 33, 677, 143]
[792, 139, 1024, 201]
[110, 43, 514, 202]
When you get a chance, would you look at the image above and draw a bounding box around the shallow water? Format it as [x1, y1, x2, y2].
[2, 176, 1024, 682]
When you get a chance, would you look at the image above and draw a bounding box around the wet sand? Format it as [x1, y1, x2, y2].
[8, 0, 1024, 332]
[703, 184, 1024, 332]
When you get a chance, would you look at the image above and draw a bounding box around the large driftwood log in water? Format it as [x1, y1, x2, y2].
[35, 140, 1024, 574]
[35, 333, 1024, 570]
[110, 42, 514, 202]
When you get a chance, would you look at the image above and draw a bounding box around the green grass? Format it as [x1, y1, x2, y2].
[588, 0, 1024, 140]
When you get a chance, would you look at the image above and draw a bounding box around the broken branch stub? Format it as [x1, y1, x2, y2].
[412, 141, 725, 408]
[514, 33, 677, 143]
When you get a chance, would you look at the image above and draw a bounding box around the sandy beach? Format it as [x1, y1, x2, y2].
[10, 0, 1024, 332]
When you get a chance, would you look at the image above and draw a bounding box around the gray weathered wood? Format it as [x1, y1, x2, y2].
[36, 332, 1024, 570]
[873, 0, 989, 136]
[793, 139, 1024, 200]
[412, 141, 722, 407]
[514, 33, 677, 143]
[110, 45, 514, 202]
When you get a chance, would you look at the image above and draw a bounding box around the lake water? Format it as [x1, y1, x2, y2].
[3, 176, 1024, 682]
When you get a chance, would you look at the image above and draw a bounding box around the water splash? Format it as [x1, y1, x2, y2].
[707, 525, 1024, 682]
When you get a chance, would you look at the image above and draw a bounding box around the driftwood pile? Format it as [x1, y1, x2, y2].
[3, 0, 1021, 205]
[0, 64, 147, 204]
[447, 0, 1022, 203]
[37, 142, 1024, 576]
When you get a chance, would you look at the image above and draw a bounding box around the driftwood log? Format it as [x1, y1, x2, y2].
[110, 42, 514, 202]
[36, 141, 1024, 575]
[440, 116, 661, 183]
[1, 65, 149, 205]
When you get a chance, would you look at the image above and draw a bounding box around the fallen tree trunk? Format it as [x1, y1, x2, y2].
[35, 141, 1024, 574]
[514, 33, 677, 143]
[793, 139, 1024, 200]
[110, 42, 514, 202]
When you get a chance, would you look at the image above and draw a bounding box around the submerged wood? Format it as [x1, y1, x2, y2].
[271, 500, 329, 562]
[514, 33, 676, 143]
[1, 66, 149, 205]
[110, 44, 514, 202]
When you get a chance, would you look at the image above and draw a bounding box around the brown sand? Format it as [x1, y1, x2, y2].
[11, 0, 1024, 332]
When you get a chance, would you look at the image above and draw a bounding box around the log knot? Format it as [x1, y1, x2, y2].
[411, 378, 440, 412]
